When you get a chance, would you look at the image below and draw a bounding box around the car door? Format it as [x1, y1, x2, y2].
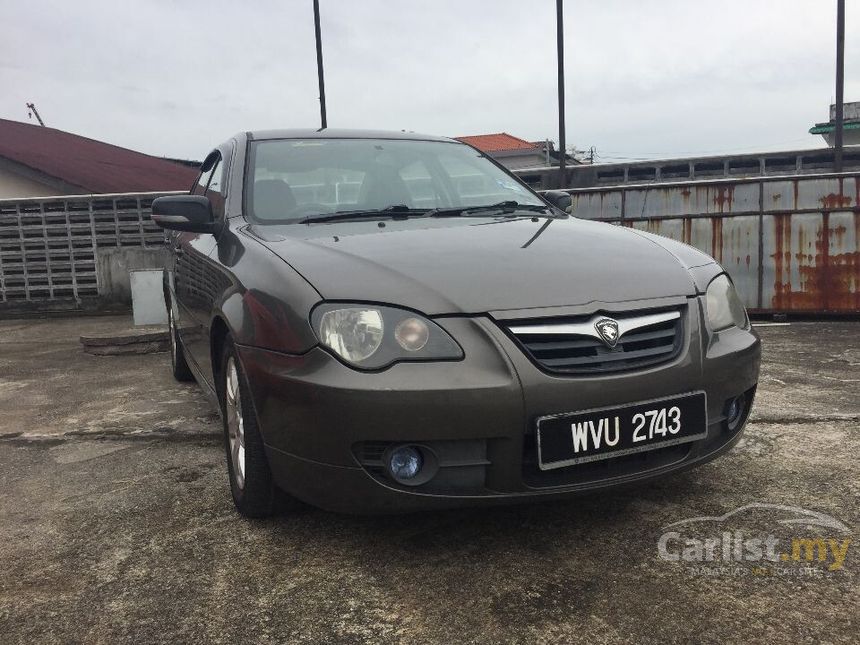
[190, 144, 235, 386]
[173, 151, 221, 387]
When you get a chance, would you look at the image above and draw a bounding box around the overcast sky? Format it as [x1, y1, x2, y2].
[2, 0, 858, 162]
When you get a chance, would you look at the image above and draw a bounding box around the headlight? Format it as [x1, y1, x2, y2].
[318, 307, 384, 362]
[705, 274, 748, 331]
[312, 303, 463, 369]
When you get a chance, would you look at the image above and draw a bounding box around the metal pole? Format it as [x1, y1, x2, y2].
[313, 0, 327, 130]
[834, 0, 845, 172]
[556, 0, 566, 188]
[26, 102, 45, 127]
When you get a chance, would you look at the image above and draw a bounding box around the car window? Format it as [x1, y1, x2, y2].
[398, 160, 444, 208]
[247, 138, 542, 223]
[191, 162, 216, 196]
[280, 167, 365, 207]
[206, 160, 224, 196]
[435, 152, 519, 206]
[205, 157, 227, 218]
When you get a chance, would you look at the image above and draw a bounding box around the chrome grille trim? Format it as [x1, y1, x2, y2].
[508, 310, 680, 343]
[502, 308, 685, 375]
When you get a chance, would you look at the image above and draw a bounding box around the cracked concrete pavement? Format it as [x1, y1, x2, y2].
[0, 316, 857, 644]
[0, 316, 218, 441]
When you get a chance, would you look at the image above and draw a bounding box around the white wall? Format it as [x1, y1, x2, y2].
[493, 152, 549, 170]
[0, 167, 60, 198]
[822, 131, 860, 146]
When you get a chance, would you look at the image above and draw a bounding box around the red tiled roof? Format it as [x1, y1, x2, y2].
[0, 118, 198, 194]
[455, 132, 540, 153]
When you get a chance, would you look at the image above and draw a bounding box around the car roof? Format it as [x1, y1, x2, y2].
[246, 128, 458, 143]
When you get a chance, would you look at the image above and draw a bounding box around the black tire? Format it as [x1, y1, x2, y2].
[219, 337, 298, 517]
[168, 305, 195, 382]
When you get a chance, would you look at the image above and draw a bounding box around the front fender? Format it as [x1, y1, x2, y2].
[212, 230, 323, 354]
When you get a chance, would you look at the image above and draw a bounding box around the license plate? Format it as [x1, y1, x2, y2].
[536, 392, 707, 470]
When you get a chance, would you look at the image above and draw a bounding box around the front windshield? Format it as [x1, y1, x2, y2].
[246, 138, 545, 223]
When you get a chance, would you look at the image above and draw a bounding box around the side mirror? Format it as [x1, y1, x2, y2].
[543, 190, 573, 213]
[151, 195, 217, 233]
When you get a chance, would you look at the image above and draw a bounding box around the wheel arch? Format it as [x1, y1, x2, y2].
[210, 315, 232, 394]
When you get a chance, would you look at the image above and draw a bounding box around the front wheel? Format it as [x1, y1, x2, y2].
[220, 338, 297, 517]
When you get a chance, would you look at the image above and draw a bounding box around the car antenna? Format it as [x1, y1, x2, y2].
[521, 218, 555, 249]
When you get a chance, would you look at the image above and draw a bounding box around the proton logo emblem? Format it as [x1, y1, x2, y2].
[594, 318, 620, 348]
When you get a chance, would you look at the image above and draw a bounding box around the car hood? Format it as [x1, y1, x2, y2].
[246, 216, 711, 315]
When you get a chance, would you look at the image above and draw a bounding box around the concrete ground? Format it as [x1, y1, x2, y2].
[0, 316, 216, 439]
[0, 316, 857, 644]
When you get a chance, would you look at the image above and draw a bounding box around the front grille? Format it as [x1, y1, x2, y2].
[502, 307, 685, 375]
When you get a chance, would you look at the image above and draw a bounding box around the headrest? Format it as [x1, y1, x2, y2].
[253, 179, 297, 220]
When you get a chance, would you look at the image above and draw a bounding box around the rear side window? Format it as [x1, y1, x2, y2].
[206, 157, 227, 218]
[207, 161, 226, 196]
[192, 163, 216, 195]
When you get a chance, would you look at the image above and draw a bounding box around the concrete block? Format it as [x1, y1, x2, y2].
[130, 269, 168, 325]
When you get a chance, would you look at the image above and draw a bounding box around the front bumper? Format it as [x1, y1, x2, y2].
[238, 297, 761, 513]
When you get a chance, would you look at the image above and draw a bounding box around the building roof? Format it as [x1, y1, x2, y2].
[809, 120, 860, 134]
[454, 133, 540, 153]
[0, 118, 198, 193]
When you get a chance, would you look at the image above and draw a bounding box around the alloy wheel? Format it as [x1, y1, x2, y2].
[225, 357, 246, 489]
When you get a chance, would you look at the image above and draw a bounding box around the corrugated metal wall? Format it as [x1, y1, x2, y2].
[564, 173, 859, 313]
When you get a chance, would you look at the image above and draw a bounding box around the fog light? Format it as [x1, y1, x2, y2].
[387, 445, 423, 481]
[726, 396, 745, 431]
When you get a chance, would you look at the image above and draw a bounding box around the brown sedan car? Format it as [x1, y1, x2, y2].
[152, 129, 760, 517]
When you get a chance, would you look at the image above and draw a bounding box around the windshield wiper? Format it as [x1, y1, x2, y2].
[297, 201, 558, 224]
[297, 205, 426, 224]
[423, 201, 556, 218]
